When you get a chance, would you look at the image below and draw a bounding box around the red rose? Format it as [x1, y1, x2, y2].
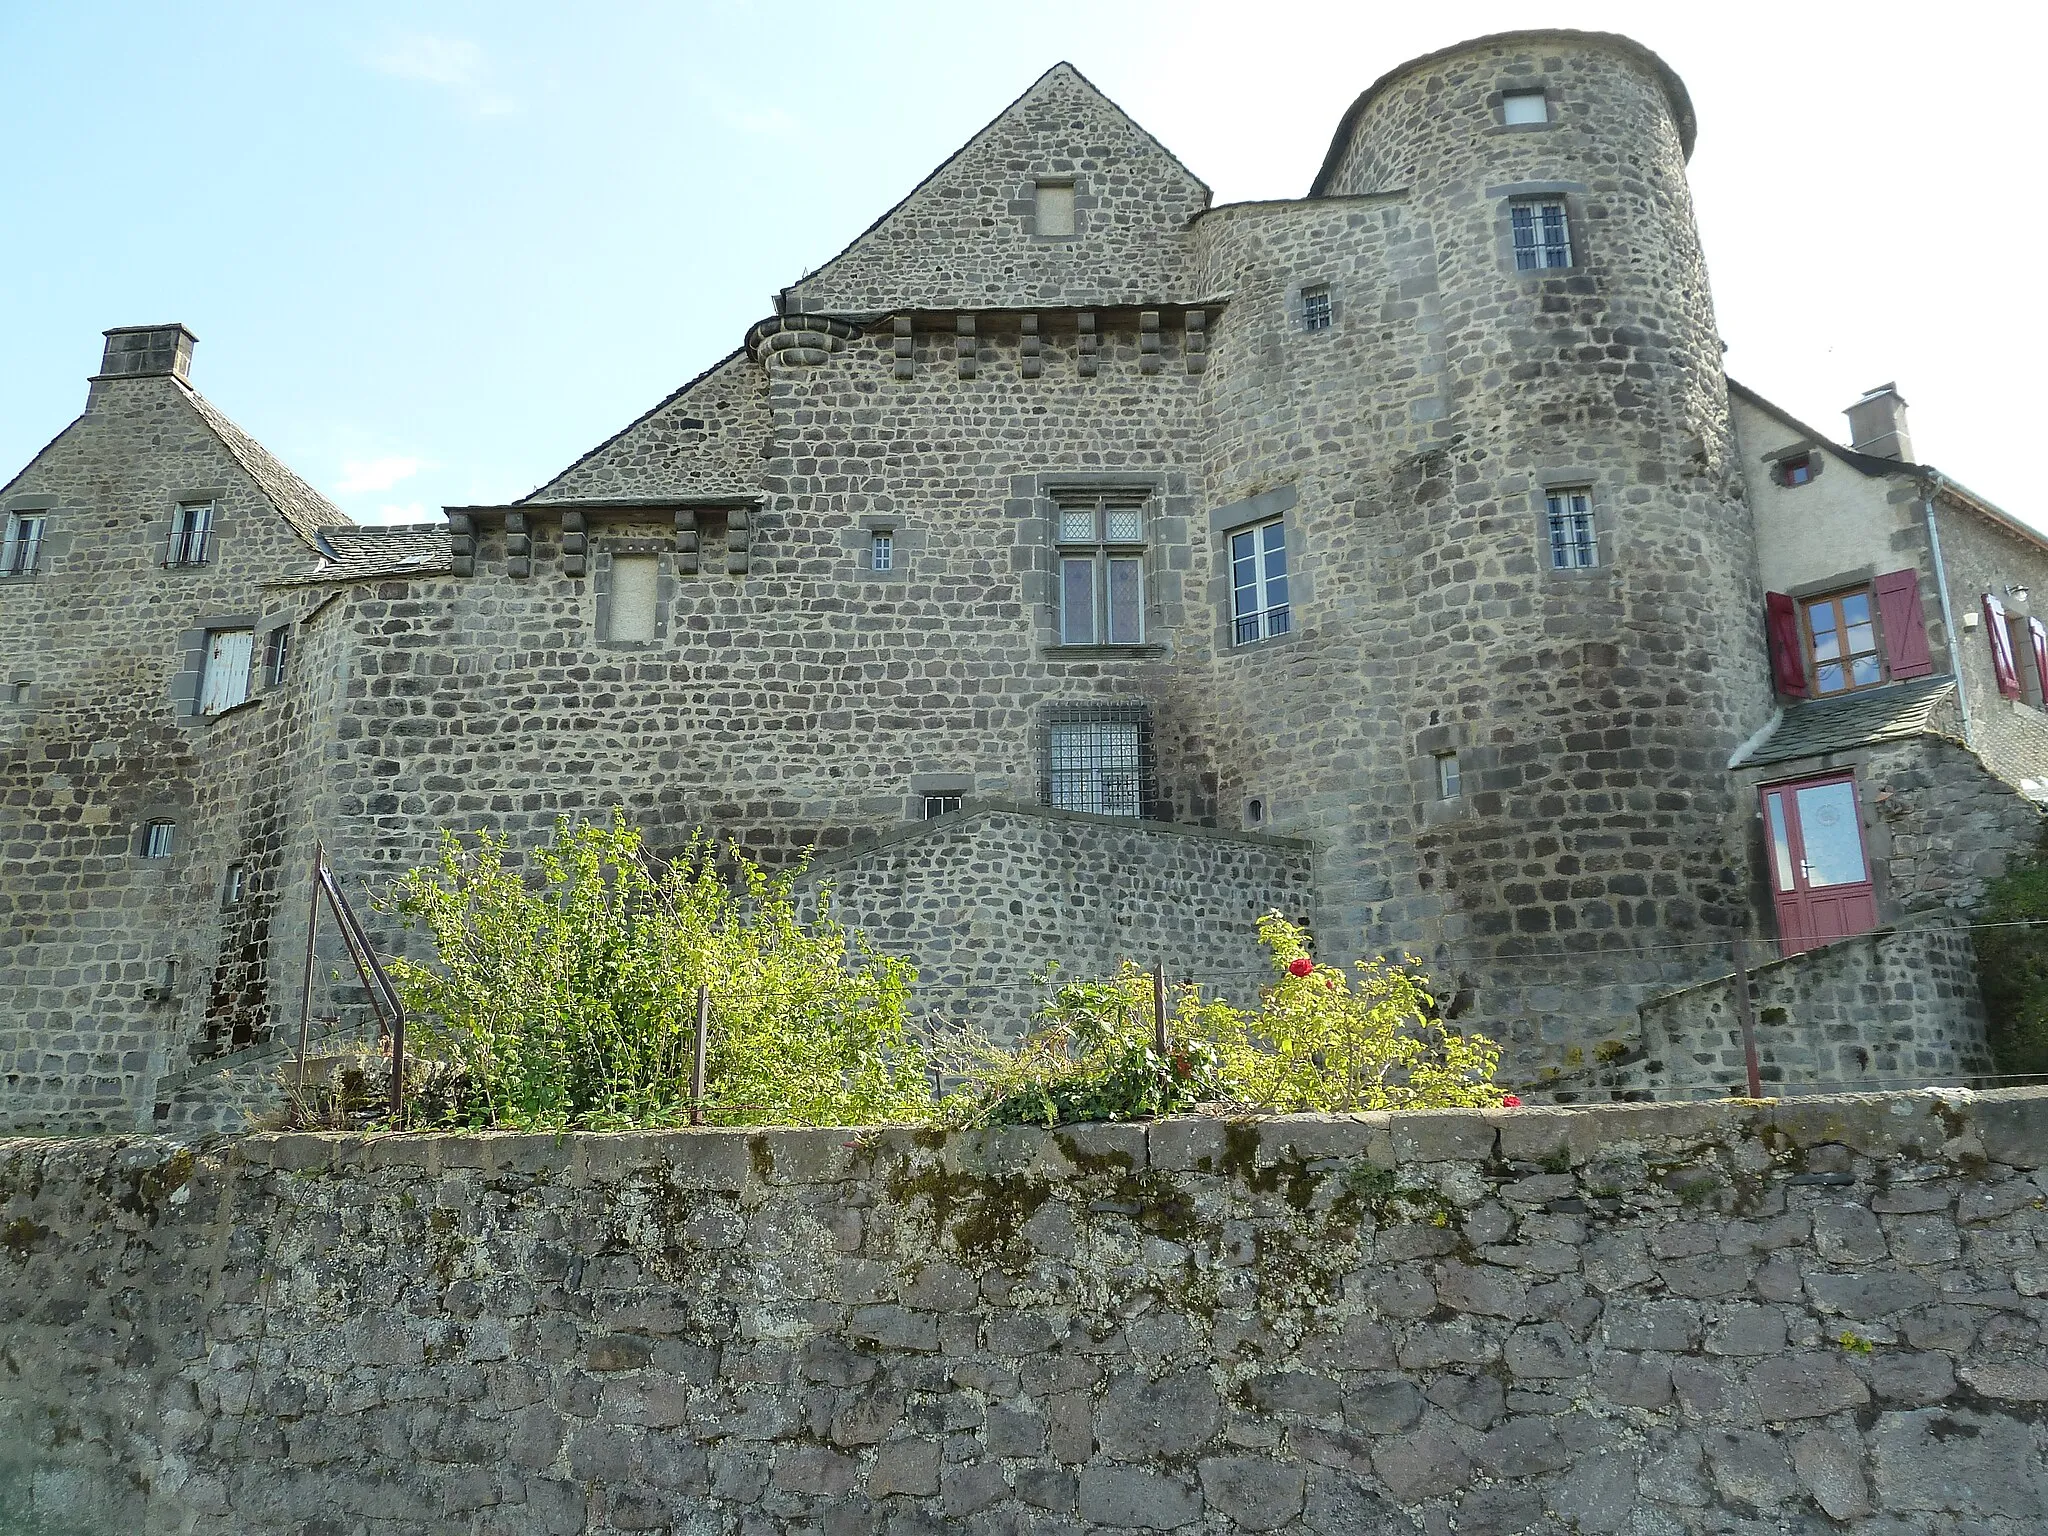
[1287, 956, 1315, 978]
[1500, 1094, 1522, 1108]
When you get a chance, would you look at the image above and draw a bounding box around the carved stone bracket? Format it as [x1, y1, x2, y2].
[745, 315, 861, 369]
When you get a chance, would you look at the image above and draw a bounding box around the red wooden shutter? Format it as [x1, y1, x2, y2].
[1985, 594, 2022, 698]
[1872, 569, 1933, 680]
[1765, 592, 1807, 697]
[2029, 619, 2048, 704]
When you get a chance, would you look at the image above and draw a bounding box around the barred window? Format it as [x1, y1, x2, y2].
[1230, 518, 1291, 644]
[1044, 704, 1151, 820]
[1301, 287, 1332, 333]
[169, 501, 215, 566]
[1511, 198, 1572, 271]
[1545, 488, 1596, 570]
[1056, 493, 1147, 646]
[1, 513, 45, 576]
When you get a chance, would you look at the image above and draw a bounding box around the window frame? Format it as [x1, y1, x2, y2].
[1229, 516, 1292, 646]
[1500, 89, 1549, 126]
[1544, 487, 1598, 571]
[168, 500, 216, 567]
[1, 512, 46, 577]
[1800, 585, 1887, 697]
[1042, 703, 1154, 821]
[1033, 178, 1077, 239]
[141, 820, 177, 860]
[870, 530, 894, 573]
[264, 627, 292, 688]
[222, 862, 247, 907]
[1300, 286, 1333, 333]
[1435, 752, 1462, 801]
[1509, 197, 1574, 272]
[1054, 494, 1149, 648]
[921, 793, 963, 820]
[198, 627, 255, 716]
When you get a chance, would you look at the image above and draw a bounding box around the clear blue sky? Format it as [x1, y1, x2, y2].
[4, 1, 2040, 525]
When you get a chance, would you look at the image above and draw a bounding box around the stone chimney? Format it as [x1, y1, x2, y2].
[95, 324, 197, 382]
[1845, 382, 1913, 462]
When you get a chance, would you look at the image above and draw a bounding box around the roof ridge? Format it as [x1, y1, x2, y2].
[170, 376, 352, 547]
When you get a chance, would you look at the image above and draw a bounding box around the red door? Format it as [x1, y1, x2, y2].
[1762, 773, 1879, 955]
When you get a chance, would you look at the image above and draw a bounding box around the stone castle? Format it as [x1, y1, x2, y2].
[6, 30, 2048, 1133]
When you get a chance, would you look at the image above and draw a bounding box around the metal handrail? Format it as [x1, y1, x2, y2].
[296, 841, 408, 1120]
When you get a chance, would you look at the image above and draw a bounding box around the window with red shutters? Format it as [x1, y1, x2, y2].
[1765, 592, 1807, 697]
[2031, 619, 2048, 706]
[1984, 593, 2023, 699]
[1872, 569, 1933, 680]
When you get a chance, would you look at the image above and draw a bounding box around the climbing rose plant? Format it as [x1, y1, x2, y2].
[937, 913, 1501, 1125]
[379, 815, 930, 1129]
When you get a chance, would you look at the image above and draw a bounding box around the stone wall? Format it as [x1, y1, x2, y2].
[799, 802, 1314, 1037]
[5, 1089, 2046, 1534]
[1924, 490, 2048, 795]
[1632, 917, 1995, 1100]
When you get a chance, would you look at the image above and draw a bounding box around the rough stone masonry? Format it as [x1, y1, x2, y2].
[3, 1088, 2044, 1533]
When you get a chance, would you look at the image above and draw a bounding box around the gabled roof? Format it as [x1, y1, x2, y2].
[1729, 378, 2048, 557]
[779, 62, 1210, 315]
[173, 377, 352, 546]
[1733, 677, 1958, 769]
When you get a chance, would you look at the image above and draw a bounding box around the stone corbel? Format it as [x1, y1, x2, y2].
[561, 509, 588, 578]
[447, 511, 476, 578]
[676, 510, 700, 575]
[505, 511, 531, 579]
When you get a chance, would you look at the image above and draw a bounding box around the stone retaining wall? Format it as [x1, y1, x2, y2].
[2, 1090, 2045, 1534]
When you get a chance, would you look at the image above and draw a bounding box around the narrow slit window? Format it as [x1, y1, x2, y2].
[1, 513, 46, 576]
[264, 628, 292, 688]
[169, 501, 215, 566]
[1230, 518, 1291, 644]
[1511, 198, 1573, 271]
[1545, 489, 1597, 570]
[1035, 180, 1076, 238]
[223, 863, 246, 906]
[870, 530, 894, 572]
[142, 821, 177, 859]
[1502, 90, 1548, 125]
[1436, 752, 1462, 800]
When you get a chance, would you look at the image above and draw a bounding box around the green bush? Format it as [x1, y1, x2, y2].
[937, 914, 1501, 1126]
[381, 815, 931, 1129]
[1973, 838, 2048, 1079]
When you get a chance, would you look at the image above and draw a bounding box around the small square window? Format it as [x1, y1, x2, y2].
[2, 513, 46, 576]
[1546, 489, 1597, 571]
[1781, 455, 1814, 487]
[223, 863, 246, 906]
[1302, 287, 1332, 333]
[1510, 198, 1573, 271]
[921, 793, 962, 819]
[169, 501, 215, 566]
[1435, 753, 1462, 800]
[871, 531, 894, 572]
[1502, 90, 1548, 125]
[1035, 180, 1076, 238]
[143, 821, 177, 859]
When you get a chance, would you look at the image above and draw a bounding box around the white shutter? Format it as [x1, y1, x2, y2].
[200, 630, 254, 714]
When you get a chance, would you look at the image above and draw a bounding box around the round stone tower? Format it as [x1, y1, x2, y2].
[1194, 31, 1770, 1081]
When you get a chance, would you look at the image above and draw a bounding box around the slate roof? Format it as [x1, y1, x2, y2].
[1733, 676, 1959, 768]
[276, 523, 453, 586]
[174, 377, 352, 544]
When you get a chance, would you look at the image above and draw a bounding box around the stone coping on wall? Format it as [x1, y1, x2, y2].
[49, 1085, 2035, 1178]
[1637, 912, 1957, 1009]
[799, 797, 1314, 882]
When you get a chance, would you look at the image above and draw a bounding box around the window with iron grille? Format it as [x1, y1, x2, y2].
[168, 501, 215, 566]
[142, 821, 176, 859]
[1055, 493, 1147, 646]
[1545, 488, 1596, 570]
[1510, 198, 1572, 271]
[1301, 287, 1332, 333]
[1230, 518, 1291, 644]
[921, 793, 962, 819]
[1043, 704, 1152, 820]
[265, 627, 291, 688]
[1, 513, 45, 576]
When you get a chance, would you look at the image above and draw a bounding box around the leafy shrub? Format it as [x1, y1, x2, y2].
[381, 815, 931, 1129]
[938, 914, 1500, 1126]
[1973, 837, 2048, 1078]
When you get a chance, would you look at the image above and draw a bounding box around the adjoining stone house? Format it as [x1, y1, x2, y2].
[3, 29, 2045, 1133]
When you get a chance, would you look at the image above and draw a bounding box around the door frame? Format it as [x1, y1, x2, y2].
[1759, 769, 1880, 957]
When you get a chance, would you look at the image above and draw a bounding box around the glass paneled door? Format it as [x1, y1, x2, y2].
[1761, 773, 1878, 955]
